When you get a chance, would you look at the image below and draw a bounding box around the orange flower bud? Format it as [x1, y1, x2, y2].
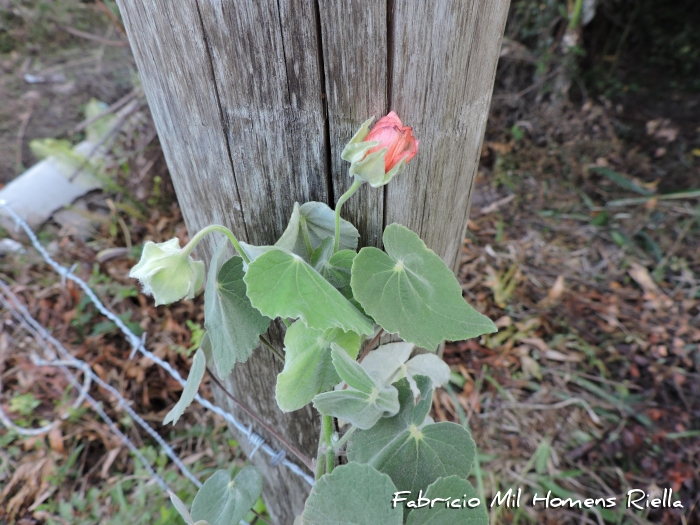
[364, 111, 419, 171]
[341, 112, 419, 188]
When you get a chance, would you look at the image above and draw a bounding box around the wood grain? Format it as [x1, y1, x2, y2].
[116, 1, 327, 522]
[116, 0, 510, 522]
[386, 0, 510, 271]
[318, 0, 387, 248]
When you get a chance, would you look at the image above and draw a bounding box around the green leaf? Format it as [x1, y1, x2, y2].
[238, 242, 276, 267]
[276, 202, 359, 260]
[318, 249, 368, 315]
[85, 99, 117, 143]
[351, 224, 497, 350]
[244, 248, 373, 336]
[168, 491, 196, 524]
[589, 166, 654, 196]
[330, 343, 376, 392]
[312, 345, 399, 429]
[404, 476, 488, 525]
[310, 237, 335, 272]
[318, 249, 355, 290]
[204, 241, 271, 377]
[190, 467, 262, 525]
[347, 376, 476, 498]
[299, 462, 402, 525]
[168, 491, 210, 525]
[164, 334, 210, 426]
[276, 322, 360, 412]
[361, 342, 451, 396]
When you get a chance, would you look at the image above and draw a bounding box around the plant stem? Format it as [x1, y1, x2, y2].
[332, 426, 356, 451]
[323, 415, 335, 475]
[316, 418, 326, 479]
[333, 179, 363, 253]
[206, 369, 314, 472]
[358, 329, 384, 363]
[316, 414, 334, 479]
[181, 224, 250, 264]
[259, 335, 284, 363]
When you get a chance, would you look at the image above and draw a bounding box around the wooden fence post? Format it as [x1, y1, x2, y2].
[115, 1, 510, 523]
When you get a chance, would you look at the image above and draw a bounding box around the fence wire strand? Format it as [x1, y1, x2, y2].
[0, 201, 315, 521]
[0, 289, 170, 493]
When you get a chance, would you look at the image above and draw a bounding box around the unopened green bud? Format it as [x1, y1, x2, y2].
[130, 238, 205, 306]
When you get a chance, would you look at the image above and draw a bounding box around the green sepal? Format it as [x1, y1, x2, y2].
[340, 117, 379, 164]
[349, 148, 387, 187]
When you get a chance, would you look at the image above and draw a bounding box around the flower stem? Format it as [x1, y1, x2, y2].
[317, 414, 334, 479]
[333, 179, 363, 253]
[324, 415, 335, 475]
[259, 335, 284, 363]
[181, 224, 250, 265]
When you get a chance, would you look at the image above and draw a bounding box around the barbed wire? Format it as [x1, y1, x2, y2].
[0, 281, 202, 489]
[0, 201, 315, 519]
[0, 201, 314, 486]
[0, 289, 171, 493]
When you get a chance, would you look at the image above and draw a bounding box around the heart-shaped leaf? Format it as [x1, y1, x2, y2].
[310, 237, 336, 273]
[238, 242, 275, 268]
[169, 491, 203, 525]
[347, 376, 476, 498]
[361, 342, 451, 397]
[244, 248, 373, 336]
[276, 202, 359, 260]
[351, 224, 497, 350]
[276, 322, 360, 412]
[318, 248, 355, 290]
[404, 476, 488, 525]
[191, 467, 262, 525]
[164, 334, 211, 425]
[312, 345, 399, 429]
[299, 462, 402, 525]
[204, 241, 271, 377]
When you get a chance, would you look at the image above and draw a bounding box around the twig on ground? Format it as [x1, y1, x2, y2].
[16, 93, 41, 169]
[59, 25, 130, 47]
[96, 0, 126, 35]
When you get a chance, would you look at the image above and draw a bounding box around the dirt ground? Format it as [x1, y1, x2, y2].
[0, 2, 698, 525]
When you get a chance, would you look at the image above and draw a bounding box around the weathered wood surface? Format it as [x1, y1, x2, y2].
[116, 1, 510, 523]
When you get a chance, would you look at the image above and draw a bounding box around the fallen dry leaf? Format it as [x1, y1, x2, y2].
[646, 118, 679, 142]
[48, 425, 66, 456]
[628, 263, 660, 295]
[538, 275, 566, 308]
